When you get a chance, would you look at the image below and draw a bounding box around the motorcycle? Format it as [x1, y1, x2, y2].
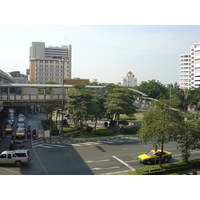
[9, 140, 26, 150]
[32, 129, 37, 140]
[27, 130, 31, 139]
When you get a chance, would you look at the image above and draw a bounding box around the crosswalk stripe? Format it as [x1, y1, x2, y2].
[36, 144, 52, 148]
[33, 139, 69, 149]
[32, 138, 137, 149]
[33, 141, 44, 145]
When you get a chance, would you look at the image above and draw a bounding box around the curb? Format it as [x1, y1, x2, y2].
[45, 135, 138, 144]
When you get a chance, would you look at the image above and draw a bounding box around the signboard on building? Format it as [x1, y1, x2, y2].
[26, 69, 30, 75]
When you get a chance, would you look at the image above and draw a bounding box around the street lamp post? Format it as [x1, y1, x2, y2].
[59, 57, 68, 140]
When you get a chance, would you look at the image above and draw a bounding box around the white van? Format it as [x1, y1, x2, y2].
[0, 150, 31, 166]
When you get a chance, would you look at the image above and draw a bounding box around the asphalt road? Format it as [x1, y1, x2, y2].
[1, 109, 200, 175]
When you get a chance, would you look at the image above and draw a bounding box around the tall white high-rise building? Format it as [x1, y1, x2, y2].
[179, 54, 191, 89]
[179, 42, 200, 88]
[29, 42, 72, 84]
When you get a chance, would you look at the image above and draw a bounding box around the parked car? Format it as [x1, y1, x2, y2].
[137, 149, 172, 165]
[5, 124, 12, 133]
[0, 150, 31, 166]
[15, 128, 25, 139]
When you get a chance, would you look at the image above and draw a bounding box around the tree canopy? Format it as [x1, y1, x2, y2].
[137, 99, 183, 167]
[134, 79, 168, 99]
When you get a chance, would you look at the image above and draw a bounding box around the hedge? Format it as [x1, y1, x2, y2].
[135, 158, 200, 175]
[93, 129, 116, 136]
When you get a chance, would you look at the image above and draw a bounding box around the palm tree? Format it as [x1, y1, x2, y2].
[174, 88, 193, 111]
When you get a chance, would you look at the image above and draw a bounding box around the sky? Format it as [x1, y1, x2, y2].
[1, 25, 200, 85]
[1, 1, 200, 86]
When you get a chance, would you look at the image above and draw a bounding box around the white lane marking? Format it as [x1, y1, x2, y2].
[112, 156, 135, 171]
[50, 144, 66, 148]
[92, 166, 120, 171]
[71, 144, 81, 147]
[86, 159, 110, 163]
[83, 142, 100, 145]
[34, 144, 52, 148]
[100, 170, 128, 175]
[126, 160, 137, 163]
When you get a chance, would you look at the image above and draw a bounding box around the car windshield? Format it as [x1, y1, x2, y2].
[18, 125, 25, 128]
[17, 129, 24, 133]
[146, 151, 155, 156]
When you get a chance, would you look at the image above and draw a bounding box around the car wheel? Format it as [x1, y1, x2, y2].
[15, 161, 22, 167]
[146, 160, 151, 165]
[164, 158, 168, 163]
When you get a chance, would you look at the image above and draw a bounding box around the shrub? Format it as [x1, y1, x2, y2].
[41, 119, 51, 126]
[51, 130, 59, 136]
[84, 126, 93, 133]
[94, 129, 116, 136]
[104, 122, 108, 128]
[41, 119, 59, 133]
[121, 127, 140, 135]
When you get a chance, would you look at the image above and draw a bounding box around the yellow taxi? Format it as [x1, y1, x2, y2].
[137, 149, 172, 165]
[5, 124, 13, 133]
[16, 128, 26, 139]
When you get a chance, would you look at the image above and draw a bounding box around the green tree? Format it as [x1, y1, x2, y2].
[173, 88, 193, 111]
[134, 79, 168, 99]
[175, 119, 200, 163]
[190, 87, 200, 111]
[166, 82, 181, 100]
[137, 99, 183, 168]
[39, 105, 54, 119]
[104, 86, 137, 134]
[65, 84, 102, 135]
[89, 94, 105, 131]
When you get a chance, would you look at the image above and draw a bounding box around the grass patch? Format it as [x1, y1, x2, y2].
[120, 112, 144, 122]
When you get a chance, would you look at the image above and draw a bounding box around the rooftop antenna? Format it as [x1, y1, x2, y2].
[65, 34, 66, 45]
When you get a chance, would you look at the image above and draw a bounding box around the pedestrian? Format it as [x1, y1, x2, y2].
[9, 142, 14, 150]
[11, 132, 16, 140]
